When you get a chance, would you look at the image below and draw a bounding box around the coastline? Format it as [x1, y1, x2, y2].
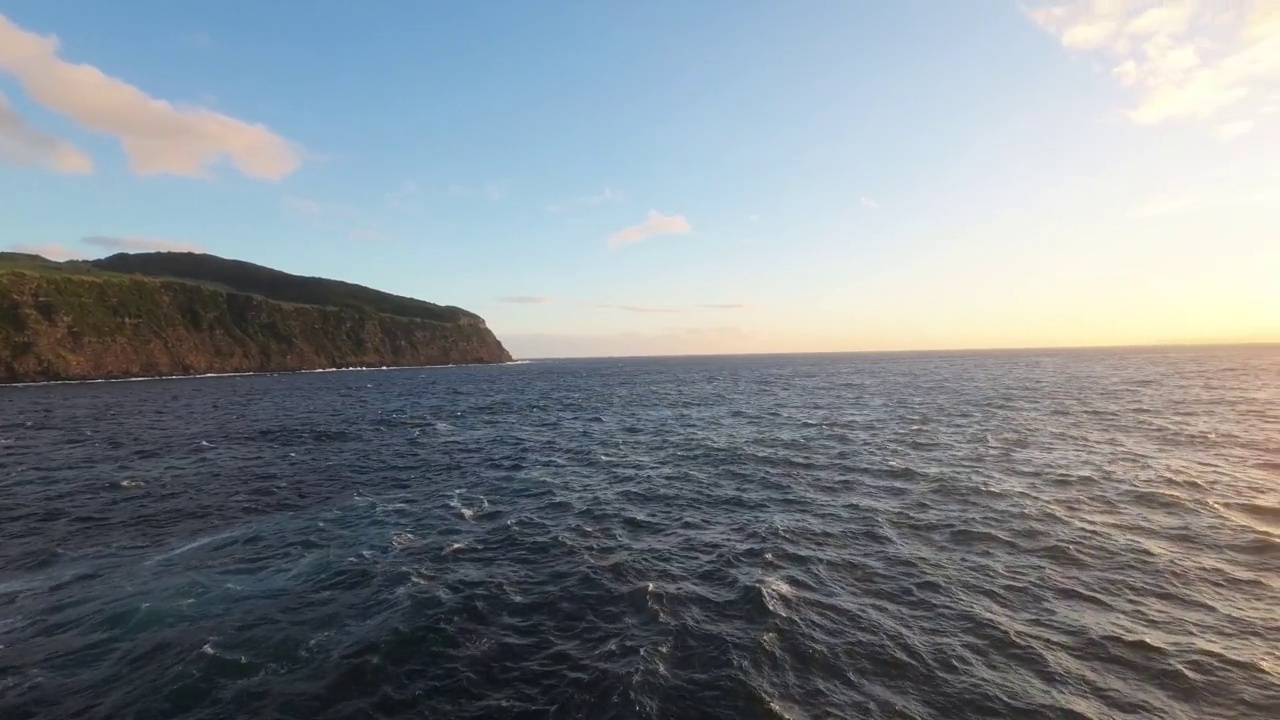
[0, 360, 531, 388]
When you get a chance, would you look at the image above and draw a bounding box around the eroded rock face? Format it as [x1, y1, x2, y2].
[0, 272, 512, 383]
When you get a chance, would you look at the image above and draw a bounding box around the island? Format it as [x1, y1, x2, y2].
[0, 251, 512, 384]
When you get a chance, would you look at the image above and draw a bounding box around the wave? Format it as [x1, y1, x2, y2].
[3, 346, 1277, 719]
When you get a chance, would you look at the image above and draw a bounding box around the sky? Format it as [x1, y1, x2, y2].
[0, 0, 1276, 358]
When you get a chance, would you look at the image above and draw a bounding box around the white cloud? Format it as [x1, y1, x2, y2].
[698, 303, 747, 309]
[6, 242, 84, 260]
[499, 295, 552, 304]
[1062, 18, 1119, 49]
[81, 235, 204, 253]
[1112, 58, 1140, 85]
[607, 210, 692, 248]
[0, 11, 300, 179]
[859, 196, 881, 209]
[1124, 3, 1198, 38]
[0, 91, 92, 173]
[1028, 0, 1280, 129]
[747, 213, 760, 222]
[1214, 119, 1255, 139]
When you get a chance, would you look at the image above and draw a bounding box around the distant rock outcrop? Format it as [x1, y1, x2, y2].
[0, 251, 512, 383]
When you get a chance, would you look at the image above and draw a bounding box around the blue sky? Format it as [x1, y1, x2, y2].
[1, 1, 1277, 357]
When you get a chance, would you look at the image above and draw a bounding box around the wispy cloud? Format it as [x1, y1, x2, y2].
[547, 187, 621, 214]
[500, 295, 552, 304]
[0, 11, 300, 179]
[5, 242, 84, 261]
[669, 325, 744, 336]
[746, 213, 760, 222]
[82, 235, 203, 253]
[607, 210, 692, 248]
[1028, 1, 1280, 129]
[283, 196, 381, 241]
[283, 195, 354, 220]
[859, 196, 881, 209]
[281, 195, 326, 217]
[0, 91, 92, 173]
[386, 180, 421, 210]
[597, 303, 683, 314]
[698, 303, 747, 310]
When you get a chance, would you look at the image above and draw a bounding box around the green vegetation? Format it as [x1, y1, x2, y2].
[0, 252, 101, 276]
[0, 252, 510, 383]
[89, 252, 474, 324]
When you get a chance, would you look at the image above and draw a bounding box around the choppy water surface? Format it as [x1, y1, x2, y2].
[1, 347, 1278, 719]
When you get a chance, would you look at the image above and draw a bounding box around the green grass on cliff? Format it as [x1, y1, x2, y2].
[90, 252, 474, 324]
[0, 268, 510, 382]
[0, 251, 476, 325]
[0, 253, 104, 276]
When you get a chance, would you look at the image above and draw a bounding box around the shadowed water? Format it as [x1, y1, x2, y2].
[1, 347, 1277, 719]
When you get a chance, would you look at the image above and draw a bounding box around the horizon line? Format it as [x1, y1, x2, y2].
[512, 339, 1280, 361]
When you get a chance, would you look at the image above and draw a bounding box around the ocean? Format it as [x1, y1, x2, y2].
[1, 347, 1277, 719]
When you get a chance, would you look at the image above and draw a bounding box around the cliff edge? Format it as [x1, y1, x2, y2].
[0, 252, 512, 383]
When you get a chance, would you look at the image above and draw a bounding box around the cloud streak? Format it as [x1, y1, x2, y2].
[860, 196, 881, 209]
[499, 297, 746, 311]
[0, 91, 92, 173]
[0, 11, 300, 179]
[607, 210, 692, 248]
[81, 235, 204, 253]
[502, 327, 757, 359]
[547, 187, 621, 214]
[1028, 1, 1280, 128]
[597, 304, 682, 314]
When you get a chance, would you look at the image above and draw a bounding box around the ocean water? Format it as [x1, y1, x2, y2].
[1, 347, 1277, 719]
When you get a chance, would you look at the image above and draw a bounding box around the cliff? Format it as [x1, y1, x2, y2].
[0, 252, 512, 383]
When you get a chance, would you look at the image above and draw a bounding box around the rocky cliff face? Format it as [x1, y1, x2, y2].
[0, 271, 511, 383]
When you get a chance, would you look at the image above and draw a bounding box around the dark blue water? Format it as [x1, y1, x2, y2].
[2, 347, 1278, 719]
